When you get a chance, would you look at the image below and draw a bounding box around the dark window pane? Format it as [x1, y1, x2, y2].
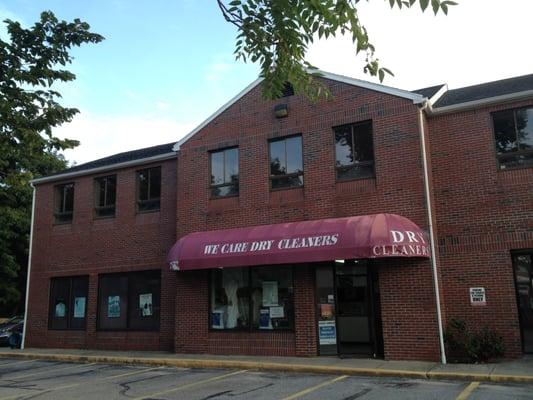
[98, 275, 128, 330]
[96, 179, 105, 207]
[251, 266, 294, 330]
[225, 148, 239, 183]
[138, 171, 149, 201]
[494, 110, 517, 154]
[149, 168, 161, 199]
[335, 126, 353, 166]
[270, 140, 286, 176]
[49, 276, 88, 330]
[271, 174, 303, 189]
[49, 278, 70, 329]
[64, 184, 74, 212]
[516, 108, 533, 151]
[210, 151, 224, 185]
[128, 271, 161, 330]
[69, 277, 88, 330]
[286, 136, 303, 174]
[210, 268, 250, 329]
[353, 122, 374, 162]
[498, 153, 533, 169]
[55, 184, 74, 223]
[211, 184, 239, 198]
[106, 176, 117, 206]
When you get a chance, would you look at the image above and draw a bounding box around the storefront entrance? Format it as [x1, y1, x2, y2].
[316, 260, 383, 357]
[513, 251, 533, 353]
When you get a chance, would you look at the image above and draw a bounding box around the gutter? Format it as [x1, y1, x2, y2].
[21, 183, 36, 350]
[30, 152, 176, 185]
[418, 102, 447, 364]
[427, 90, 533, 116]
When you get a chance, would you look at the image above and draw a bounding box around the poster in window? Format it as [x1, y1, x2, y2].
[139, 293, 153, 317]
[108, 295, 120, 318]
[55, 300, 66, 318]
[259, 308, 272, 329]
[262, 281, 278, 306]
[74, 297, 86, 318]
[269, 306, 284, 318]
[318, 320, 337, 345]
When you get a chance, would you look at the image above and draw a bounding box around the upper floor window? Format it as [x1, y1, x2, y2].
[269, 135, 303, 189]
[210, 147, 239, 198]
[334, 121, 375, 180]
[137, 167, 161, 212]
[493, 107, 533, 169]
[94, 175, 117, 218]
[54, 183, 74, 224]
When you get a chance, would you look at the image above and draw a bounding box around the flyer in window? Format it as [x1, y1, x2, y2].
[55, 301, 66, 318]
[262, 281, 278, 306]
[269, 306, 284, 318]
[108, 295, 120, 318]
[74, 297, 86, 318]
[259, 308, 272, 329]
[139, 293, 153, 317]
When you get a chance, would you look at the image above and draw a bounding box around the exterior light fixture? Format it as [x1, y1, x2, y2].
[274, 104, 288, 118]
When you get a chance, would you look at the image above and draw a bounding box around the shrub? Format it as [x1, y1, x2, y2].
[444, 318, 505, 363]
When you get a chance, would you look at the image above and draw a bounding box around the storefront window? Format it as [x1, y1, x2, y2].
[97, 270, 161, 331]
[48, 276, 88, 330]
[251, 266, 294, 330]
[210, 266, 294, 331]
[210, 268, 250, 329]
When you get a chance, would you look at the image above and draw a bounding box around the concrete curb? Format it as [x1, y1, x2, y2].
[1, 352, 532, 383]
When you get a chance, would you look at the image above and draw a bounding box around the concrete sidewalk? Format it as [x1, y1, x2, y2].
[1, 348, 532, 383]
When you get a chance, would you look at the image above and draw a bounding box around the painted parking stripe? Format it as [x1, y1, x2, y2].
[282, 375, 348, 400]
[131, 369, 248, 400]
[456, 381, 480, 400]
[7, 362, 96, 380]
[0, 365, 163, 400]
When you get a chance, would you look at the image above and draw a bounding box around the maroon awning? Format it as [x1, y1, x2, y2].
[167, 213, 429, 271]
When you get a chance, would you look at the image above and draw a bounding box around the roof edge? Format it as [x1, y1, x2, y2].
[30, 152, 177, 185]
[429, 90, 533, 115]
[427, 84, 449, 106]
[173, 77, 264, 151]
[173, 70, 427, 151]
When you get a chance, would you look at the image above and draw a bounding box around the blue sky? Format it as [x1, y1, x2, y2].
[1, 0, 532, 164]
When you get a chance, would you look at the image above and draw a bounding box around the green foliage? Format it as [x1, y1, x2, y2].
[0, 11, 103, 316]
[445, 318, 505, 363]
[218, 0, 457, 100]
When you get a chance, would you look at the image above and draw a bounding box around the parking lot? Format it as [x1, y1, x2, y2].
[0, 357, 532, 400]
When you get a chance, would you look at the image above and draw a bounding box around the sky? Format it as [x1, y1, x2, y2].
[1, 0, 532, 165]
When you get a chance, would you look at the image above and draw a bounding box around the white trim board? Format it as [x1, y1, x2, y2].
[30, 152, 177, 185]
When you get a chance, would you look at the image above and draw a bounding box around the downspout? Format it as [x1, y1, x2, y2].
[418, 103, 447, 364]
[21, 183, 36, 350]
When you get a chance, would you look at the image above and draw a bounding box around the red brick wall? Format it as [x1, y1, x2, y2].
[25, 158, 177, 351]
[428, 99, 533, 358]
[175, 78, 441, 360]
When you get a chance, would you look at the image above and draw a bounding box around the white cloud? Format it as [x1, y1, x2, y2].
[307, 0, 533, 90]
[55, 112, 196, 165]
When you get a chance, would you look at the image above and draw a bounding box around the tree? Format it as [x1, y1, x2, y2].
[0, 11, 103, 316]
[218, 0, 457, 99]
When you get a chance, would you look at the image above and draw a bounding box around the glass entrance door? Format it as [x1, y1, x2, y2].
[513, 252, 533, 353]
[335, 262, 372, 355]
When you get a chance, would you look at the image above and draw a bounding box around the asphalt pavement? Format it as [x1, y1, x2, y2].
[0, 357, 532, 400]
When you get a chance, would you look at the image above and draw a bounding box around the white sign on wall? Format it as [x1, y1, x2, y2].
[470, 287, 486, 306]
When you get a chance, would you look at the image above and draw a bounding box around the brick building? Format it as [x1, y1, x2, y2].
[23, 72, 533, 362]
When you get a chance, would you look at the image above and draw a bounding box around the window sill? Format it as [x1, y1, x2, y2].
[136, 208, 161, 215]
[498, 164, 533, 172]
[53, 220, 73, 226]
[269, 185, 304, 192]
[93, 214, 116, 220]
[96, 328, 160, 332]
[208, 328, 295, 333]
[210, 194, 239, 200]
